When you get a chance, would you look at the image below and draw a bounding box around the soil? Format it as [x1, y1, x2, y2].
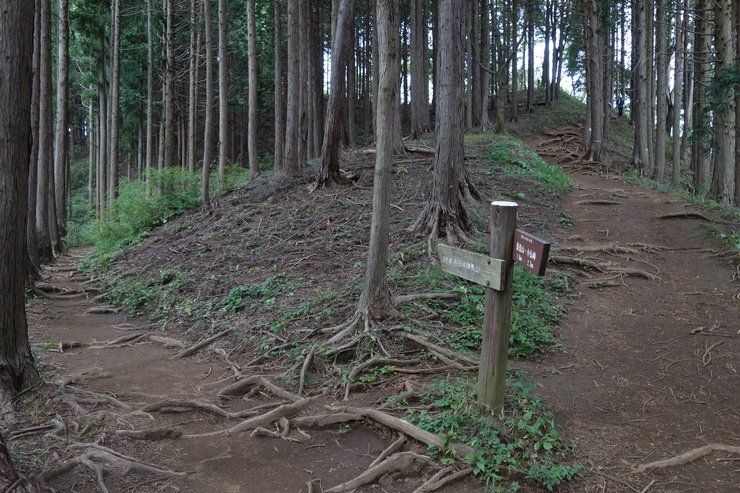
[7, 122, 740, 492]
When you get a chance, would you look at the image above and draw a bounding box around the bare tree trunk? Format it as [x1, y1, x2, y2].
[187, 0, 200, 173]
[480, 0, 491, 130]
[582, 0, 605, 162]
[314, 0, 355, 189]
[735, 0, 740, 206]
[509, 0, 518, 123]
[54, 0, 70, 240]
[109, 0, 121, 205]
[36, 0, 54, 259]
[356, 0, 399, 321]
[164, 0, 176, 169]
[0, 0, 40, 414]
[410, 0, 430, 138]
[273, 0, 285, 172]
[218, 0, 228, 182]
[247, 0, 260, 179]
[526, 0, 534, 110]
[202, 0, 214, 206]
[284, 0, 301, 174]
[412, 0, 474, 242]
[713, 0, 735, 202]
[671, 0, 686, 187]
[27, 1, 42, 275]
[654, 0, 668, 181]
[691, 0, 712, 192]
[145, 0, 155, 193]
[631, 0, 650, 173]
[97, 37, 108, 214]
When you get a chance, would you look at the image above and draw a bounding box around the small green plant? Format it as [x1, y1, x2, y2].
[717, 231, 740, 254]
[407, 375, 581, 492]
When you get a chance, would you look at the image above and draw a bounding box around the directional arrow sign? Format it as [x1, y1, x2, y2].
[438, 244, 506, 291]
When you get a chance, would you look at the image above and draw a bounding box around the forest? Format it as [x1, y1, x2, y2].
[1, 0, 739, 491]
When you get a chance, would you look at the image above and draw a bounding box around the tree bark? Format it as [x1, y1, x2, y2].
[671, 0, 686, 187]
[164, 0, 176, 169]
[654, 0, 668, 181]
[1, 0, 40, 415]
[274, 0, 285, 172]
[218, 0, 228, 182]
[27, 0, 42, 276]
[713, 0, 735, 202]
[145, 0, 155, 191]
[187, 0, 200, 173]
[36, 0, 54, 258]
[631, 0, 650, 173]
[202, 0, 214, 206]
[54, 0, 70, 240]
[315, 0, 355, 189]
[412, 0, 474, 241]
[285, 0, 301, 174]
[109, 0, 121, 204]
[356, 0, 399, 321]
[247, 0, 260, 179]
[691, 0, 712, 191]
[410, 0, 430, 138]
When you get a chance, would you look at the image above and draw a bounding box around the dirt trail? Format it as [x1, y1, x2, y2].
[24, 161, 739, 492]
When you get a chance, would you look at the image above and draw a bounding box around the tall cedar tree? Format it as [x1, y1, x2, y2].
[0, 0, 40, 416]
[412, 0, 478, 245]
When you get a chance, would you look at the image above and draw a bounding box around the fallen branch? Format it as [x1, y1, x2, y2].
[325, 451, 435, 492]
[172, 328, 233, 359]
[633, 443, 740, 473]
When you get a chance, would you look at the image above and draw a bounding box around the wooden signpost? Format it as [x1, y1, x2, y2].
[438, 201, 550, 415]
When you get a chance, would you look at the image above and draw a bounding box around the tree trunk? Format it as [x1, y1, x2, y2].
[202, 0, 214, 206]
[671, 0, 686, 187]
[27, 1, 42, 276]
[0, 0, 40, 415]
[187, 0, 200, 173]
[691, 0, 712, 192]
[36, 0, 54, 259]
[412, 0, 474, 242]
[53, 0, 70, 240]
[145, 0, 155, 193]
[526, 0, 534, 111]
[164, 0, 176, 169]
[247, 0, 260, 179]
[735, 0, 740, 206]
[314, 0, 355, 189]
[582, 0, 605, 162]
[410, 0, 430, 138]
[218, 0, 228, 182]
[713, 0, 735, 202]
[274, 0, 285, 172]
[109, 0, 121, 205]
[631, 0, 650, 173]
[654, 0, 668, 181]
[285, 0, 301, 174]
[356, 0, 399, 321]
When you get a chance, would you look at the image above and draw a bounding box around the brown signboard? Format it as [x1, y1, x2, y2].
[512, 229, 550, 276]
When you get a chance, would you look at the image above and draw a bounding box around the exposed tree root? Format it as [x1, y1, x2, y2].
[656, 212, 714, 222]
[325, 451, 436, 492]
[137, 398, 237, 419]
[88, 333, 150, 349]
[412, 466, 473, 492]
[218, 375, 301, 402]
[369, 435, 406, 467]
[574, 200, 624, 205]
[298, 345, 317, 395]
[85, 306, 121, 314]
[183, 395, 320, 438]
[292, 412, 361, 427]
[344, 358, 422, 400]
[396, 330, 479, 367]
[39, 442, 187, 490]
[632, 443, 740, 473]
[340, 406, 477, 458]
[393, 292, 460, 304]
[172, 328, 233, 359]
[148, 335, 185, 348]
[116, 426, 183, 440]
[557, 244, 640, 255]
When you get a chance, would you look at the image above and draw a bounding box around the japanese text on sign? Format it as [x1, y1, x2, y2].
[512, 230, 550, 276]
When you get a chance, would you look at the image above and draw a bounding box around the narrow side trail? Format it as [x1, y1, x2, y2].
[528, 159, 739, 491]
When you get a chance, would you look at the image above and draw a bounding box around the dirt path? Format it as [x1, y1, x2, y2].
[533, 170, 739, 492]
[24, 167, 738, 492]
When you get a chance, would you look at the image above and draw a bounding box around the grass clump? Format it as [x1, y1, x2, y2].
[485, 135, 571, 198]
[406, 374, 581, 492]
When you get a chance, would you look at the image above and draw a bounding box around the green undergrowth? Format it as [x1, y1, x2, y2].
[484, 135, 572, 198]
[405, 374, 581, 492]
[422, 264, 570, 359]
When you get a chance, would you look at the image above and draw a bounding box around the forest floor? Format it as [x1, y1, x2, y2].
[8, 117, 740, 492]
